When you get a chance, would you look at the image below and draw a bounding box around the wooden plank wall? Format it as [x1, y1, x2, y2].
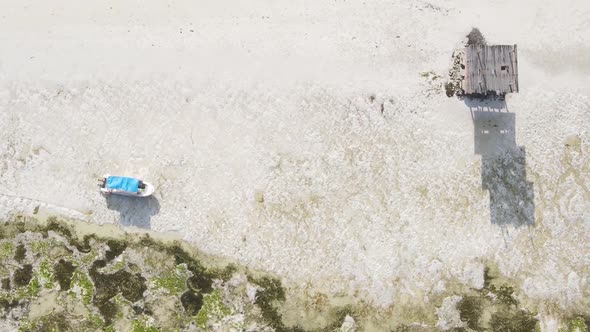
[463, 45, 518, 95]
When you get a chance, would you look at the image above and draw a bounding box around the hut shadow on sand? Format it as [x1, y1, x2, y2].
[453, 28, 533, 228]
[105, 195, 160, 229]
[467, 97, 534, 228]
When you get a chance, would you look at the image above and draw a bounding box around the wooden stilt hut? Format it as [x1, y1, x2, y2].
[460, 44, 518, 96]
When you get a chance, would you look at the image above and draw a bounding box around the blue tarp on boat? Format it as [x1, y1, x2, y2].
[106, 176, 140, 193]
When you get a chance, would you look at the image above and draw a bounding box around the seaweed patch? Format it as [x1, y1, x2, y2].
[0, 215, 579, 331]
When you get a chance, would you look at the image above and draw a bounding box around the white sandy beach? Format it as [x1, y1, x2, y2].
[1, 0, 589, 326]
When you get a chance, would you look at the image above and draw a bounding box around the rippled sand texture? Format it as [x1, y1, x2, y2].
[0, 0, 589, 314]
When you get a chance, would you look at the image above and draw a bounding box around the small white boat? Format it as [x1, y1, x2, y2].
[98, 174, 155, 197]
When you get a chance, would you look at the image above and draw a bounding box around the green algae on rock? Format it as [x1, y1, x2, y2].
[0, 216, 280, 330]
[195, 289, 231, 328]
[561, 317, 589, 332]
[151, 264, 190, 296]
[454, 264, 540, 332]
[70, 269, 94, 305]
[0, 215, 585, 331]
[0, 242, 14, 260]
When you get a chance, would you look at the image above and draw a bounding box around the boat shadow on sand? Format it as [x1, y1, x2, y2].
[466, 96, 535, 228]
[105, 195, 160, 229]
